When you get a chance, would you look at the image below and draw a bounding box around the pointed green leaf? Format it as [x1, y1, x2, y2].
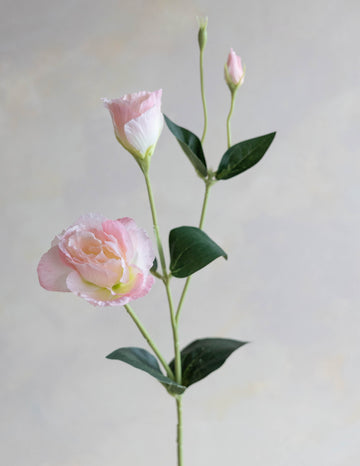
[169, 226, 227, 278]
[216, 132, 276, 180]
[106, 347, 186, 394]
[169, 338, 248, 387]
[164, 114, 208, 177]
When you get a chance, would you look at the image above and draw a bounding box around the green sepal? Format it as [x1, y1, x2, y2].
[169, 338, 248, 387]
[216, 132, 276, 180]
[164, 114, 208, 178]
[106, 347, 186, 395]
[150, 257, 158, 273]
[169, 226, 227, 278]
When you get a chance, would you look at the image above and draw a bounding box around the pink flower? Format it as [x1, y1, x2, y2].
[224, 48, 245, 88]
[102, 90, 164, 160]
[37, 214, 155, 307]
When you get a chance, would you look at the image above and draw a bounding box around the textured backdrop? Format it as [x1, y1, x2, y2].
[1, 0, 359, 464]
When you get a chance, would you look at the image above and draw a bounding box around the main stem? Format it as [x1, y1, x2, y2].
[142, 170, 183, 465]
[176, 396, 183, 466]
[124, 304, 174, 379]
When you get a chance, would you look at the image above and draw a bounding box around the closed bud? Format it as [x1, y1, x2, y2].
[197, 16, 208, 51]
[224, 48, 245, 92]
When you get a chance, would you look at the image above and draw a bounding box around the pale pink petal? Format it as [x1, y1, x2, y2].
[37, 246, 72, 292]
[124, 272, 155, 301]
[102, 219, 134, 259]
[102, 92, 154, 133]
[102, 98, 129, 141]
[117, 217, 155, 270]
[66, 271, 123, 306]
[73, 260, 123, 288]
[66, 271, 149, 307]
[139, 89, 162, 114]
[56, 214, 106, 248]
[124, 105, 164, 156]
[74, 213, 107, 231]
[227, 48, 244, 85]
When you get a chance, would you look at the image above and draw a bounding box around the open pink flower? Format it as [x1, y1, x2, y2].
[224, 48, 245, 88]
[102, 90, 164, 160]
[37, 214, 155, 307]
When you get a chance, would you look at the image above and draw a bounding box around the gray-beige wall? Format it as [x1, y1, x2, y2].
[1, 0, 359, 464]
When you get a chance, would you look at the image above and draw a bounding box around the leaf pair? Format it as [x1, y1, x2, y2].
[107, 338, 248, 395]
[164, 114, 276, 181]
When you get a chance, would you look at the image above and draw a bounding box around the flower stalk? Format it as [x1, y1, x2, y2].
[176, 175, 214, 322]
[124, 304, 174, 379]
[226, 90, 236, 148]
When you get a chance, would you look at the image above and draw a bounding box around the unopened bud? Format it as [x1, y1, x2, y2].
[197, 16, 208, 51]
[224, 48, 245, 92]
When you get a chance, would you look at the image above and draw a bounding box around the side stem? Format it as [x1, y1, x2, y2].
[175, 178, 213, 323]
[200, 47, 208, 144]
[226, 91, 236, 148]
[124, 304, 174, 379]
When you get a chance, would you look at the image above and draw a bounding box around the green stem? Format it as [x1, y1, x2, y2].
[226, 91, 236, 148]
[175, 179, 213, 323]
[200, 47, 208, 144]
[198, 179, 212, 230]
[165, 280, 182, 385]
[143, 172, 167, 277]
[176, 396, 183, 466]
[142, 171, 182, 385]
[124, 304, 174, 379]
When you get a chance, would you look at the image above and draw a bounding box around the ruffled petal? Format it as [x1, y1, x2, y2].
[66, 271, 119, 306]
[102, 218, 134, 259]
[117, 217, 155, 270]
[37, 246, 72, 292]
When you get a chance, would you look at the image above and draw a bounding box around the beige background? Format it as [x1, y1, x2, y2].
[1, 0, 360, 464]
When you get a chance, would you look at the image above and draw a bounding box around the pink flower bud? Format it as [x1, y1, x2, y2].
[224, 48, 245, 89]
[102, 90, 164, 160]
[37, 214, 155, 307]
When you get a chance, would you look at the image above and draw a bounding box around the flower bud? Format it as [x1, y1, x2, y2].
[102, 90, 164, 165]
[224, 48, 245, 92]
[197, 16, 208, 51]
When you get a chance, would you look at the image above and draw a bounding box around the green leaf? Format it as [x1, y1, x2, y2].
[164, 114, 207, 177]
[216, 132, 276, 180]
[170, 338, 248, 387]
[106, 347, 186, 395]
[169, 226, 227, 278]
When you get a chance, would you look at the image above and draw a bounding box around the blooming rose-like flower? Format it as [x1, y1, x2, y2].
[224, 48, 245, 89]
[37, 214, 155, 307]
[102, 90, 164, 160]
